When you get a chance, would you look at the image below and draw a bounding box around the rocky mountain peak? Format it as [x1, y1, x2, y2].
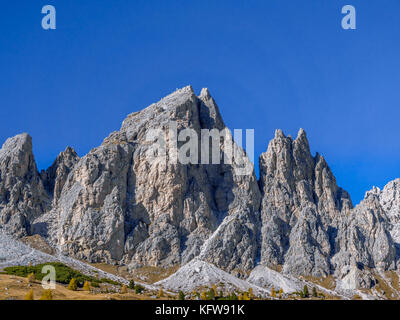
[0, 133, 36, 178]
[0, 133, 48, 237]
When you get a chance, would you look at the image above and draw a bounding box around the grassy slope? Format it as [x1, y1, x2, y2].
[0, 274, 174, 300]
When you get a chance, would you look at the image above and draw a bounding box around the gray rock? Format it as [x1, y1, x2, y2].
[258, 129, 352, 277]
[0, 134, 49, 237]
[332, 189, 397, 287]
[24, 86, 260, 272]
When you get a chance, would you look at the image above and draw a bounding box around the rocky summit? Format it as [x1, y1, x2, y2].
[1, 86, 400, 299]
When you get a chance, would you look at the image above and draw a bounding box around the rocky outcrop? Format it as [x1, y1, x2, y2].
[0, 134, 49, 237]
[41, 146, 80, 203]
[329, 181, 400, 289]
[377, 180, 400, 247]
[333, 192, 396, 272]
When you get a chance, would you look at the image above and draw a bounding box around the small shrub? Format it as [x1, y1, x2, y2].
[303, 285, 309, 298]
[312, 287, 317, 298]
[212, 284, 217, 296]
[134, 284, 144, 294]
[248, 288, 253, 299]
[82, 281, 91, 291]
[40, 289, 53, 300]
[100, 278, 121, 286]
[25, 289, 34, 300]
[27, 273, 35, 283]
[120, 285, 128, 294]
[226, 292, 238, 300]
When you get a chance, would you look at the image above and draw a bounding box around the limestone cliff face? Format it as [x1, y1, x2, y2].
[258, 129, 353, 277]
[0, 134, 49, 237]
[1, 86, 400, 291]
[332, 192, 396, 275]
[24, 86, 260, 271]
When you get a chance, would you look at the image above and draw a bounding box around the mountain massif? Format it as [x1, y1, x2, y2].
[1, 86, 399, 298]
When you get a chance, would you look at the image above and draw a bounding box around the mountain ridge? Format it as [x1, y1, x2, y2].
[1, 86, 399, 298]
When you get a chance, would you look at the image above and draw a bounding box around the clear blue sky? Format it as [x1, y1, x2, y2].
[1, 0, 399, 204]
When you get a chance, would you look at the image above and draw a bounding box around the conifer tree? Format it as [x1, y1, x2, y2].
[205, 288, 215, 300]
[40, 289, 53, 300]
[129, 280, 135, 290]
[303, 285, 309, 298]
[178, 291, 185, 300]
[68, 278, 78, 291]
[82, 281, 91, 291]
[212, 284, 217, 296]
[134, 284, 144, 294]
[27, 272, 35, 283]
[248, 287, 253, 299]
[243, 292, 250, 300]
[200, 291, 207, 300]
[120, 284, 128, 294]
[278, 288, 283, 299]
[25, 289, 34, 300]
[271, 286, 276, 298]
[312, 287, 317, 298]
[158, 287, 164, 298]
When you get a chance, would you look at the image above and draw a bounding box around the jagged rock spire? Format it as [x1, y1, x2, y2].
[0, 133, 48, 236]
[258, 128, 352, 277]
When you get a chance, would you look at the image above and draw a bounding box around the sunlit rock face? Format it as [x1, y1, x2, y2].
[258, 128, 352, 278]
[0, 133, 49, 237]
[1, 86, 399, 293]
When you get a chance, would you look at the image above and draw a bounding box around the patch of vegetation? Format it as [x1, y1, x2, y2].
[178, 290, 185, 300]
[100, 278, 122, 286]
[134, 284, 145, 294]
[303, 275, 336, 290]
[3, 262, 113, 288]
[218, 292, 239, 300]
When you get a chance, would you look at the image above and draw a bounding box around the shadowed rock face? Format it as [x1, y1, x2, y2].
[41, 146, 80, 203]
[1, 86, 399, 291]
